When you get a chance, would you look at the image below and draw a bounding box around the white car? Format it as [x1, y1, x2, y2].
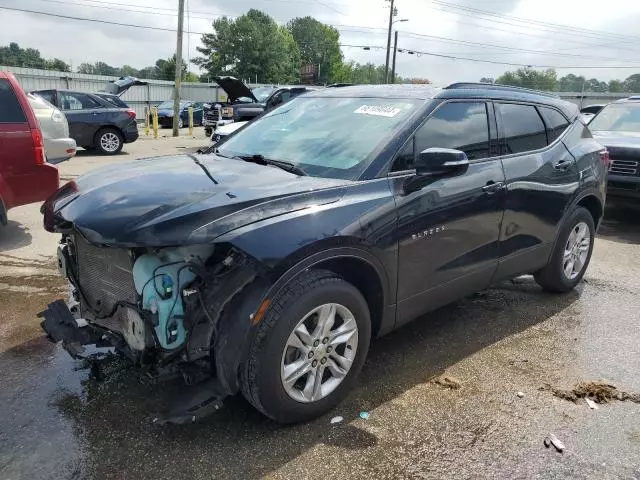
[211, 121, 247, 144]
[28, 93, 76, 164]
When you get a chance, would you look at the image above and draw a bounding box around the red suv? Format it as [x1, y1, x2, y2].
[0, 72, 59, 225]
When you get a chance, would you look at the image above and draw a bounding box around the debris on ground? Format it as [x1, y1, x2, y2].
[432, 376, 462, 390]
[543, 381, 640, 404]
[330, 416, 344, 424]
[544, 433, 565, 453]
[585, 398, 599, 410]
[516, 391, 525, 398]
[359, 411, 370, 420]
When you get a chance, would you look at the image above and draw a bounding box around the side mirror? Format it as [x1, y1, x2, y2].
[415, 148, 469, 175]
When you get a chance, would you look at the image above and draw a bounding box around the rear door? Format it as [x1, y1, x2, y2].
[389, 100, 506, 327]
[493, 102, 578, 280]
[59, 91, 104, 146]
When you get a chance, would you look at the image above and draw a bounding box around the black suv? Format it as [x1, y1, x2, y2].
[32, 88, 139, 155]
[40, 83, 607, 424]
[588, 97, 640, 198]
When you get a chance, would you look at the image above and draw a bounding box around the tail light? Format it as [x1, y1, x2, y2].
[31, 128, 46, 165]
[599, 149, 610, 169]
[126, 109, 136, 119]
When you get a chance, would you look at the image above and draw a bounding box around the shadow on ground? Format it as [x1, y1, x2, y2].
[598, 199, 640, 244]
[0, 220, 32, 252]
[0, 278, 580, 480]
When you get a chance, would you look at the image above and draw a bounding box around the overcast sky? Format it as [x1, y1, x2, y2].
[2, 0, 640, 84]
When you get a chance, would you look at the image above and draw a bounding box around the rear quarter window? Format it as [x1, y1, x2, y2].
[539, 107, 570, 143]
[498, 103, 547, 154]
[0, 79, 27, 123]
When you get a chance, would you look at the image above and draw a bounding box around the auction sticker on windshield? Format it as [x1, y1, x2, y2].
[354, 105, 402, 117]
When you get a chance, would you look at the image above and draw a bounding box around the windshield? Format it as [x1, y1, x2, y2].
[589, 103, 640, 133]
[251, 87, 276, 102]
[217, 96, 421, 180]
[157, 100, 187, 110]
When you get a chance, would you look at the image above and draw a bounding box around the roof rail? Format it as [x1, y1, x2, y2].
[445, 82, 559, 99]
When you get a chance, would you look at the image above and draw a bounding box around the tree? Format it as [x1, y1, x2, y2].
[287, 17, 342, 84]
[194, 9, 301, 84]
[0, 42, 69, 70]
[609, 79, 625, 93]
[479, 77, 494, 84]
[403, 78, 431, 84]
[496, 68, 557, 91]
[120, 65, 140, 77]
[624, 74, 640, 92]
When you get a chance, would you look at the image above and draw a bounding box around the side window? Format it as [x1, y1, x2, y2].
[538, 107, 570, 143]
[35, 90, 55, 105]
[60, 92, 101, 110]
[414, 102, 490, 160]
[391, 138, 415, 172]
[498, 103, 547, 154]
[0, 79, 27, 123]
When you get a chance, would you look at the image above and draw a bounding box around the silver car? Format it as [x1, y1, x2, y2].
[28, 93, 76, 164]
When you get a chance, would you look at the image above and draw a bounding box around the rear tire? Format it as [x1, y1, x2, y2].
[94, 128, 123, 155]
[535, 207, 595, 293]
[241, 270, 371, 424]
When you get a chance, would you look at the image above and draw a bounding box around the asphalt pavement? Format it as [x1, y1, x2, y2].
[1, 131, 639, 479]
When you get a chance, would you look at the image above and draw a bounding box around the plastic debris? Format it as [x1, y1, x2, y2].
[585, 398, 599, 410]
[330, 416, 344, 424]
[359, 411, 370, 420]
[544, 434, 565, 453]
[517, 392, 525, 398]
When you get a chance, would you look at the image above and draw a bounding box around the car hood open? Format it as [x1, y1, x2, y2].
[43, 154, 349, 246]
[214, 76, 257, 103]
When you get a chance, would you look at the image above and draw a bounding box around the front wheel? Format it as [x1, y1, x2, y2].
[535, 207, 595, 293]
[241, 270, 371, 423]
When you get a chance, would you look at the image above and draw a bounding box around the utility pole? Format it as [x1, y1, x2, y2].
[172, 0, 185, 137]
[391, 31, 398, 84]
[384, 0, 395, 84]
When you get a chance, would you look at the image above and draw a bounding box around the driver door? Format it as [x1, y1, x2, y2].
[388, 101, 506, 327]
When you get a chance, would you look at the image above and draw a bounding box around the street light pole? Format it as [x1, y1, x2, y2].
[391, 30, 399, 84]
[384, 0, 395, 84]
[172, 0, 185, 137]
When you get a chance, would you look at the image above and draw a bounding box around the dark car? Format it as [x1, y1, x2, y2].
[0, 72, 59, 225]
[156, 100, 204, 128]
[203, 77, 314, 136]
[40, 83, 607, 424]
[32, 85, 139, 155]
[588, 97, 640, 198]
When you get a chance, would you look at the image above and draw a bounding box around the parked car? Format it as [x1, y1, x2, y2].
[588, 97, 640, 198]
[203, 77, 314, 136]
[210, 120, 246, 145]
[32, 87, 139, 155]
[155, 100, 204, 128]
[580, 104, 605, 124]
[40, 83, 606, 424]
[0, 72, 59, 226]
[28, 92, 76, 164]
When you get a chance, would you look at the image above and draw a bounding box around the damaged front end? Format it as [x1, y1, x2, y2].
[40, 232, 260, 393]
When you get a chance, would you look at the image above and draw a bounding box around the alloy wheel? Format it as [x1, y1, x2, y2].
[100, 132, 120, 153]
[280, 303, 359, 403]
[563, 221, 591, 280]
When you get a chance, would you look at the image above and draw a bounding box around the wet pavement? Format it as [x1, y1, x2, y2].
[1, 145, 640, 479]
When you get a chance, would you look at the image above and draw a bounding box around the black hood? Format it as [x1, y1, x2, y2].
[44, 154, 349, 246]
[101, 76, 148, 96]
[214, 76, 257, 103]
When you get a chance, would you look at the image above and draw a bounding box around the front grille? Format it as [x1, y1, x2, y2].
[73, 235, 137, 324]
[609, 159, 639, 176]
[204, 108, 221, 122]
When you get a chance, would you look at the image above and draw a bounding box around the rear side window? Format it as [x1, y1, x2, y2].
[414, 102, 490, 160]
[498, 103, 547, 154]
[539, 107, 570, 143]
[34, 90, 55, 105]
[60, 92, 102, 110]
[0, 79, 27, 123]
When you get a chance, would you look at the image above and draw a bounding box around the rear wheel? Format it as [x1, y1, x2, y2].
[178, 118, 184, 129]
[241, 270, 371, 423]
[94, 128, 123, 155]
[535, 207, 595, 292]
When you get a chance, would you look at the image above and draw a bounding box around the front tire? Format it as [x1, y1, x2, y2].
[535, 207, 595, 293]
[241, 270, 371, 423]
[95, 128, 123, 155]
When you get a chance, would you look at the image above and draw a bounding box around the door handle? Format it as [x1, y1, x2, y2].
[553, 159, 575, 170]
[482, 181, 505, 194]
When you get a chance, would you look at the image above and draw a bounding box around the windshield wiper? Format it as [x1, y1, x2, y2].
[238, 154, 307, 176]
